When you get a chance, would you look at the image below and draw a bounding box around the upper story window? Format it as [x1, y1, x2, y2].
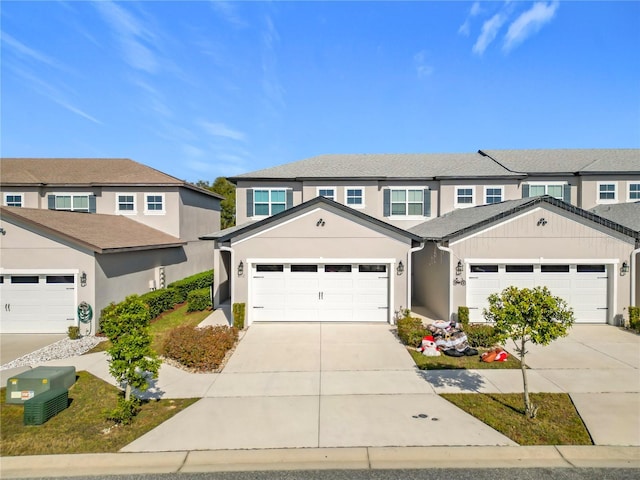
[597, 182, 617, 203]
[484, 187, 503, 204]
[628, 182, 639, 201]
[117, 194, 137, 214]
[247, 188, 293, 217]
[4, 193, 23, 207]
[317, 188, 336, 201]
[345, 188, 364, 208]
[455, 187, 474, 208]
[145, 194, 165, 215]
[48, 194, 94, 212]
[384, 188, 430, 217]
[522, 182, 569, 202]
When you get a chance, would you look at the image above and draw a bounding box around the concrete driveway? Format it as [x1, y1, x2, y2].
[0, 334, 65, 365]
[121, 323, 516, 452]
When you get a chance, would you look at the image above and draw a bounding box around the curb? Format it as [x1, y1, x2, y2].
[1, 446, 639, 478]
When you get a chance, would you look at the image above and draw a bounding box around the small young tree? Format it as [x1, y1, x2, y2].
[100, 295, 161, 422]
[484, 286, 574, 418]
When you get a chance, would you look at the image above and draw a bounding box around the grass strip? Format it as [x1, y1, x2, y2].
[409, 348, 521, 370]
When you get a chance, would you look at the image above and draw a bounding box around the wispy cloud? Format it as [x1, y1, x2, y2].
[458, 1, 482, 36]
[504, 1, 559, 52]
[473, 9, 510, 55]
[413, 51, 434, 79]
[209, 0, 248, 28]
[1, 31, 69, 71]
[93, 1, 159, 73]
[199, 121, 247, 142]
[261, 14, 285, 114]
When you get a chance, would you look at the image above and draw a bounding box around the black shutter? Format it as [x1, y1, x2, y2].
[383, 189, 390, 217]
[563, 184, 571, 203]
[246, 189, 254, 217]
[89, 195, 96, 213]
[423, 189, 431, 217]
[48, 195, 56, 210]
[522, 184, 530, 198]
[286, 189, 293, 209]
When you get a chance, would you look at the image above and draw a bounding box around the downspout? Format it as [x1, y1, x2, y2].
[407, 241, 425, 313]
[436, 242, 455, 322]
[219, 245, 235, 309]
[631, 245, 640, 307]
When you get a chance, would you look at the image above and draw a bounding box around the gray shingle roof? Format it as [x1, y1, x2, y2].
[481, 149, 640, 174]
[590, 202, 640, 231]
[0, 158, 223, 199]
[230, 153, 520, 180]
[1, 207, 185, 253]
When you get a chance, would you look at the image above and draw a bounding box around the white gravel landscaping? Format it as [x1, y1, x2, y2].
[0, 336, 107, 370]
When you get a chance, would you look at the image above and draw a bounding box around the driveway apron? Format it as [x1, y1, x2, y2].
[121, 323, 516, 452]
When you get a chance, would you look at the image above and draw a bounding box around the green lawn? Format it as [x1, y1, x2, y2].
[409, 347, 521, 369]
[1, 371, 197, 456]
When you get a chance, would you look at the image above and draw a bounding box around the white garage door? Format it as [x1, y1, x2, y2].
[467, 264, 608, 324]
[0, 274, 76, 333]
[251, 263, 389, 322]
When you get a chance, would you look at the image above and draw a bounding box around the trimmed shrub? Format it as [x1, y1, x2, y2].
[232, 303, 246, 330]
[163, 325, 238, 372]
[187, 287, 212, 312]
[457, 306, 470, 328]
[168, 270, 213, 303]
[139, 288, 179, 319]
[397, 315, 429, 347]
[68, 326, 81, 340]
[465, 324, 498, 348]
[629, 306, 640, 333]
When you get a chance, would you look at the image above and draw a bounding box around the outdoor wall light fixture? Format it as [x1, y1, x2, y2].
[397, 261, 404, 276]
[80, 271, 87, 287]
[316, 218, 325, 227]
[620, 262, 629, 276]
[537, 218, 548, 226]
[0, 227, 6, 235]
[456, 260, 463, 276]
[238, 261, 244, 276]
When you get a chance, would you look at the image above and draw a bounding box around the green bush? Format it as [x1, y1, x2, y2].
[168, 270, 213, 303]
[629, 306, 640, 333]
[68, 326, 80, 340]
[139, 288, 179, 319]
[187, 287, 212, 312]
[232, 303, 246, 330]
[397, 316, 429, 347]
[163, 325, 238, 372]
[458, 306, 470, 328]
[105, 397, 141, 425]
[465, 323, 498, 348]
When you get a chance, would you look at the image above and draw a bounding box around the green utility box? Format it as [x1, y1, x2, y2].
[5, 366, 76, 404]
[23, 388, 69, 425]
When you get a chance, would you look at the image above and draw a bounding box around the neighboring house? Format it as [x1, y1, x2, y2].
[206, 149, 640, 327]
[0, 158, 222, 334]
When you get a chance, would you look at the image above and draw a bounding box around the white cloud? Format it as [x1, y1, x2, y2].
[1, 32, 69, 71]
[200, 121, 247, 142]
[209, 0, 247, 28]
[504, 1, 559, 52]
[413, 51, 434, 79]
[183, 145, 205, 158]
[458, 1, 482, 36]
[473, 11, 509, 55]
[261, 15, 285, 114]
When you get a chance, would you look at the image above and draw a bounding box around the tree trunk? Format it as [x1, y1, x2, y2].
[125, 383, 131, 402]
[520, 337, 535, 418]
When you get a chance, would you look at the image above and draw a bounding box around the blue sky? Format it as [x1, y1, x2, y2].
[2, 1, 639, 182]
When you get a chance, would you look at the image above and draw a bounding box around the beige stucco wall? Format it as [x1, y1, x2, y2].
[179, 188, 221, 240]
[579, 175, 640, 209]
[217, 204, 413, 323]
[412, 243, 451, 321]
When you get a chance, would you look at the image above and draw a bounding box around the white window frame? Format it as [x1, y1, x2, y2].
[387, 187, 425, 217]
[455, 186, 475, 208]
[316, 187, 336, 201]
[344, 187, 365, 209]
[484, 186, 504, 205]
[54, 194, 90, 212]
[4, 193, 23, 207]
[144, 193, 166, 215]
[253, 188, 287, 217]
[525, 181, 567, 200]
[116, 193, 137, 215]
[597, 181, 617, 204]
[627, 182, 640, 201]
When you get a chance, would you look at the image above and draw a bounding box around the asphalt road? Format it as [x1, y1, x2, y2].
[13, 468, 640, 480]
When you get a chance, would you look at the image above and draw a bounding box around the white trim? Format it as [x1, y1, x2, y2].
[249, 187, 290, 219]
[525, 181, 567, 200]
[627, 181, 640, 202]
[316, 187, 336, 201]
[386, 186, 427, 218]
[454, 186, 475, 209]
[596, 181, 618, 204]
[0, 268, 78, 274]
[483, 186, 504, 205]
[464, 258, 620, 265]
[344, 186, 365, 209]
[52, 193, 91, 212]
[4, 192, 24, 207]
[115, 192, 137, 215]
[144, 193, 166, 215]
